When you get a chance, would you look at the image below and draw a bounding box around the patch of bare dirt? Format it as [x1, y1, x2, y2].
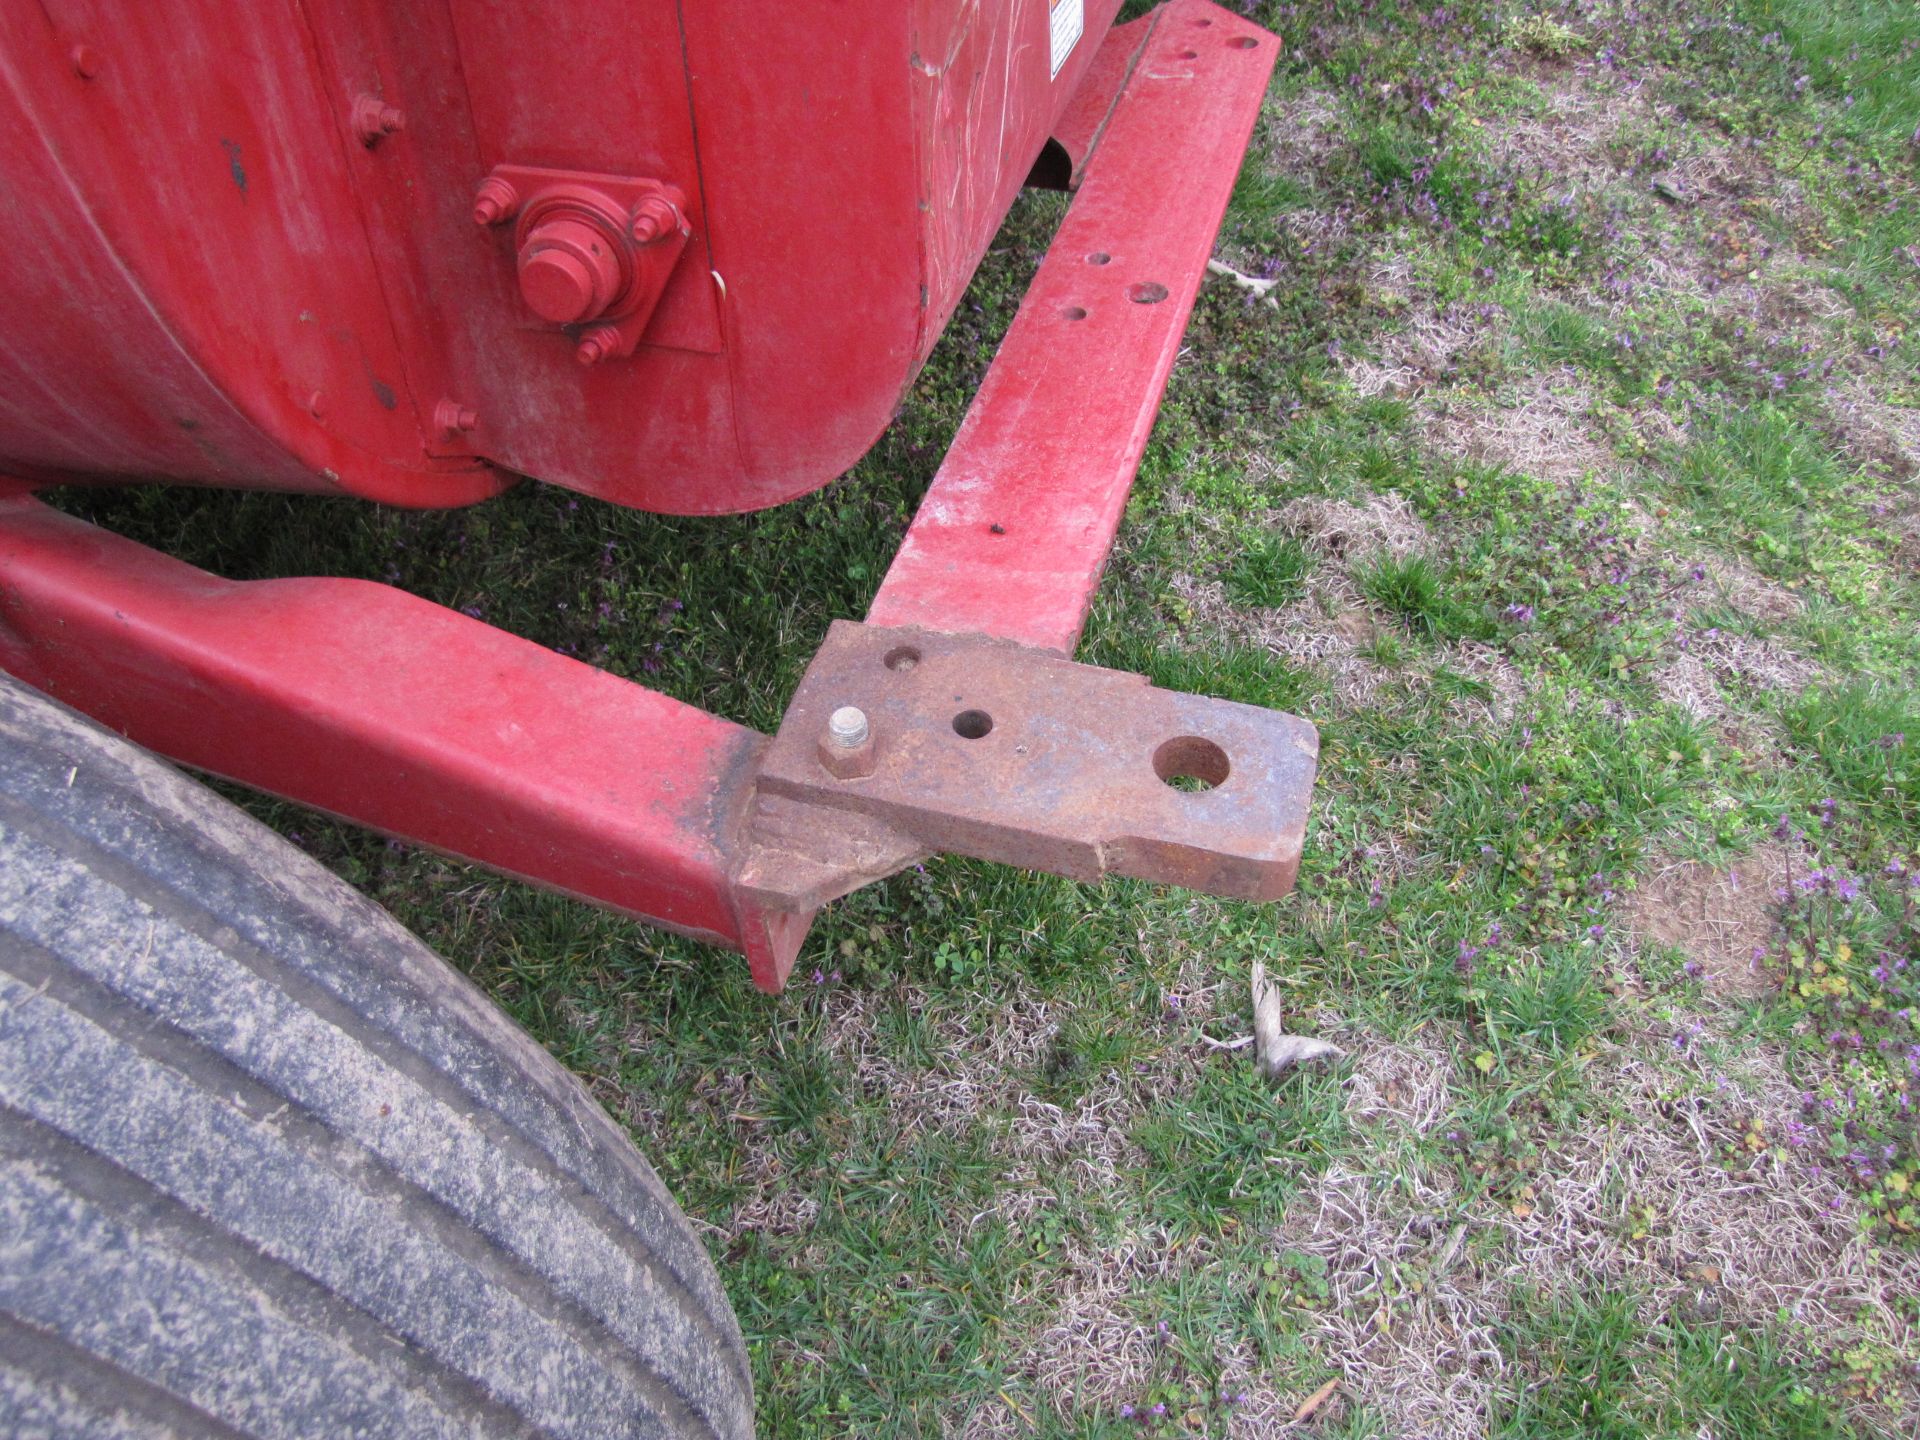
[960, 1226, 1281, 1438]
[1826, 380, 1920, 482]
[1823, 381, 1920, 574]
[1265, 87, 1341, 171]
[1377, 309, 1488, 388]
[1422, 374, 1616, 487]
[818, 983, 1059, 1132]
[1342, 353, 1423, 399]
[1621, 847, 1784, 996]
[1437, 641, 1526, 726]
[962, 1026, 1446, 1438]
[1477, 69, 1647, 194]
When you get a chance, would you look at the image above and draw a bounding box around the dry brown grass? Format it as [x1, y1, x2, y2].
[1422, 373, 1617, 488]
[1273, 1029, 1920, 1438]
[1167, 491, 1433, 713]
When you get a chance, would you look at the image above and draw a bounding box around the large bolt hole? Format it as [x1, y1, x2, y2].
[1129, 281, 1170, 304]
[952, 709, 994, 740]
[1230, 35, 1259, 48]
[1086, 251, 1111, 265]
[1153, 736, 1230, 792]
[883, 645, 921, 672]
[1062, 305, 1088, 321]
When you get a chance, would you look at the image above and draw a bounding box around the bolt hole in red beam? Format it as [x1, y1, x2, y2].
[1231, 34, 1259, 47]
[1154, 736, 1231, 792]
[1129, 282, 1169, 303]
[1062, 305, 1088, 320]
[1177, 49, 1199, 58]
[1086, 251, 1111, 265]
[952, 710, 994, 739]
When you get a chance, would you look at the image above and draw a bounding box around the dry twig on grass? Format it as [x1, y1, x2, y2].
[1252, 959, 1344, 1077]
[1207, 258, 1281, 308]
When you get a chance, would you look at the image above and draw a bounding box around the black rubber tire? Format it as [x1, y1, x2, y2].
[0, 675, 754, 1440]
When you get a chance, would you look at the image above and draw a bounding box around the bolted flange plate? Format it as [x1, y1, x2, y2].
[736, 621, 1318, 913]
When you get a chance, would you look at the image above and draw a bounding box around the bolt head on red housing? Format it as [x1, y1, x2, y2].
[517, 217, 623, 325]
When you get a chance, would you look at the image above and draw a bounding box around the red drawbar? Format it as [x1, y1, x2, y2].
[868, 1, 1278, 653]
[0, 498, 806, 991]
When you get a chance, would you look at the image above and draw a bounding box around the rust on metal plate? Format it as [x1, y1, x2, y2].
[736, 621, 1318, 914]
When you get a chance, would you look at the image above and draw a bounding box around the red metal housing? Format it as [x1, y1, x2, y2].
[0, 0, 1134, 513]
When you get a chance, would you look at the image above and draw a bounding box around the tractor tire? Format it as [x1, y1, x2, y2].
[0, 674, 754, 1440]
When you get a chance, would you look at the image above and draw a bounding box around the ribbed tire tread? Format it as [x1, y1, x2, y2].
[0, 676, 752, 1440]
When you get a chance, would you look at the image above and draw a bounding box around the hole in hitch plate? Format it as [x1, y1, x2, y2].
[1086, 251, 1111, 265]
[1153, 736, 1230, 792]
[1062, 305, 1087, 320]
[883, 645, 920, 672]
[952, 709, 994, 739]
[1129, 282, 1169, 304]
[1177, 48, 1198, 58]
[1230, 35, 1259, 48]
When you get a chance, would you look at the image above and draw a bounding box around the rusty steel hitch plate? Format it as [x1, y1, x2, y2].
[736, 621, 1319, 914]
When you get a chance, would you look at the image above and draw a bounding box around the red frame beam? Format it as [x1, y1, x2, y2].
[0, 498, 808, 990]
[868, 0, 1278, 653]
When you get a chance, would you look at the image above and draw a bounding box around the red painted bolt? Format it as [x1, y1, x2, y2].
[629, 195, 680, 245]
[518, 217, 622, 325]
[352, 94, 406, 146]
[472, 176, 519, 227]
[434, 400, 478, 435]
[575, 325, 624, 367]
[69, 45, 100, 79]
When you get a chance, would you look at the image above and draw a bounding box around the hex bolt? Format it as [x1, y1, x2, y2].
[472, 176, 519, 227]
[828, 706, 869, 747]
[818, 705, 876, 780]
[434, 399, 478, 436]
[629, 195, 680, 245]
[575, 324, 624, 367]
[352, 94, 406, 147]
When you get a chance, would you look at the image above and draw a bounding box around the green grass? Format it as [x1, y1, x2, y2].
[1224, 533, 1314, 607]
[39, 0, 1920, 1432]
[1737, 0, 1920, 147]
[1494, 1287, 1855, 1439]
[1784, 681, 1920, 830]
[1355, 553, 1493, 640]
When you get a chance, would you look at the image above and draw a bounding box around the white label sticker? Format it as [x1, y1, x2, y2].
[1049, 0, 1084, 78]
